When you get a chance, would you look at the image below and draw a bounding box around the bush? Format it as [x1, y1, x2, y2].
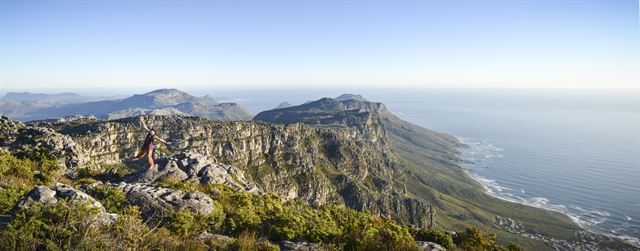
[506, 243, 526, 251]
[0, 200, 105, 250]
[157, 177, 199, 193]
[0, 151, 58, 214]
[89, 184, 130, 214]
[455, 227, 522, 251]
[168, 208, 199, 237]
[413, 228, 454, 248]
[0, 151, 33, 180]
[0, 186, 28, 214]
[229, 231, 279, 251]
[15, 149, 61, 184]
[206, 201, 226, 232]
[99, 163, 136, 180]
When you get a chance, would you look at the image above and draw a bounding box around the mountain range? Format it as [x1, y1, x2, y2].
[0, 89, 252, 121]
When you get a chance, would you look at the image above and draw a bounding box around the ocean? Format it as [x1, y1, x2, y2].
[200, 88, 640, 246]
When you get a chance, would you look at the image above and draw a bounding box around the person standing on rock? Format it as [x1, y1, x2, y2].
[134, 117, 171, 169]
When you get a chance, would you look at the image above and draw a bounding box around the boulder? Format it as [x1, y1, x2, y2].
[115, 182, 215, 216]
[279, 240, 323, 251]
[198, 162, 261, 194]
[198, 232, 234, 243]
[416, 241, 446, 251]
[15, 186, 58, 208]
[15, 183, 117, 225]
[130, 159, 189, 183]
[129, 152, 262, 194]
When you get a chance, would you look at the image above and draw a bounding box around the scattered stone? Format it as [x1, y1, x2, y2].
[278, 240, 323, 251]
[416, 241, 446, 251]
[198, 232, 234, 243]
[495, 215, 525, 233]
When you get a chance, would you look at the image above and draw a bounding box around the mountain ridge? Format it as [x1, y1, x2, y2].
[2, 89, 253, 122]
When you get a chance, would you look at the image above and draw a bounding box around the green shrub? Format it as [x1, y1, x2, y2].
[89, 184, 130, 214]
[228, 231, 279, 251]
[206, 201, 226, 232]
[0, 151, 34, 180]
[506, 243, 526, 251]
[14, 149, 62, 184]
[413, 228, 454, 248]
[0, 186, 28, 214]
[456, 227, 506, 251]
[157, 177, 199, 193]
[0, 151, 54, 214]
[99, 163, 136, 180]
[0, 200, 104, 250]
[168, 208, 199, 237]
[231, 231, 259, 251]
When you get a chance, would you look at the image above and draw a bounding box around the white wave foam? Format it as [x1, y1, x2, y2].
[461, 138, 640, 247]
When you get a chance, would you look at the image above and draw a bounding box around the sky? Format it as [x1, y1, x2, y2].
[0, 0, 638, 91]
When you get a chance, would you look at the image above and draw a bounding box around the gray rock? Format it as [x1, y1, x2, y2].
[495, 215, 525, 233]
[129, 152, 262, 194]
[116, 182, 215, 216]
[198, 162, 262, 194]
[131, 158, 189, 183]
[55, 183, 106, 209]
[15, 186, 58, 209]
[198, 232, 234, 243]
[416, 241, 446, 251]
[15, 183, 116, 225]
[0, 115, 88, 169]
[279, 240, 323, 251]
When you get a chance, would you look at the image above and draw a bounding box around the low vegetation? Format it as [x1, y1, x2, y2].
[0, 150, 526, 250]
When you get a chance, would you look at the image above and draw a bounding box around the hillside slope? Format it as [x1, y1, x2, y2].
[254, 95, 634, 250]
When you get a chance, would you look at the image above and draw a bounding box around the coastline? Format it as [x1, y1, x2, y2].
[455, 136, 640, 248]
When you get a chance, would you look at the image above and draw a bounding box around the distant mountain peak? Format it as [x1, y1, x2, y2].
[5, 88, 252, 121]
[274, 102, 293, 109]
[144, 88, 184, 95]
[335, 94, 368, 102]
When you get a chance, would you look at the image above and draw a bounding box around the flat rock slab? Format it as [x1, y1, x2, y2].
[115, 182, 215, 216]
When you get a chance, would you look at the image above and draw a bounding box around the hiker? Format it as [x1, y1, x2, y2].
[134, 117, 170, 169]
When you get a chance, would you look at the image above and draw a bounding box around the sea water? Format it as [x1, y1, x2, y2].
[198, 88, 639, 245]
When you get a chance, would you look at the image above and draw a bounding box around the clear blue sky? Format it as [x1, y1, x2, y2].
[0, 0, 637, 91]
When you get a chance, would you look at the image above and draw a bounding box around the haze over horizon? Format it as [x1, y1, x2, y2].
[1, 0, 638, 91]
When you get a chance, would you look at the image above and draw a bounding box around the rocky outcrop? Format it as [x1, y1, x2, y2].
[198, 232, 235, 244]
[0, 115, 88, 169]
[114, 182, 215, 216]
[278, 240, 323, 251]
[16, 183, 117, 225]
[416, 241, 446, 251]
[129, 152, 262, 194]
[23, 113, 430, 226]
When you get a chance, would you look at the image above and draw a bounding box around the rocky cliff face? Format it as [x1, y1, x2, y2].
[17, 113, 430, 226]
[0, 115, 89, 168]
